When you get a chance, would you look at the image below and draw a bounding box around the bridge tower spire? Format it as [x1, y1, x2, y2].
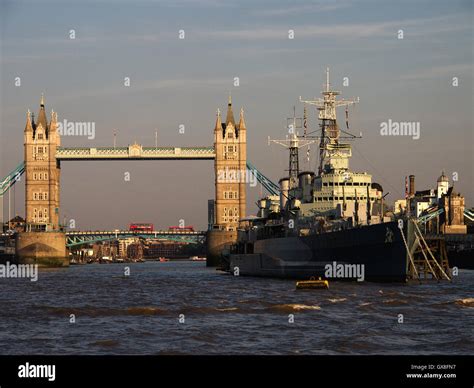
[214, 108, 222, 132]
[225, 92, 235, 126]
[24, 109, 33, 133]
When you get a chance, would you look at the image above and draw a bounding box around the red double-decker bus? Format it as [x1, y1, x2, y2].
[129, 223, 154, 232]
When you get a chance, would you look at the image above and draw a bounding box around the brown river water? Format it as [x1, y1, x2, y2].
[0, 261, 472, 354]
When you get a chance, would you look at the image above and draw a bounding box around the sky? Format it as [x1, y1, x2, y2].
[0, 0, 473, 230]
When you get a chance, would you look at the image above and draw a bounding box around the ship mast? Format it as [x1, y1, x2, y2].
[300, 67, 359, 176]
[268, 107, 316, 193]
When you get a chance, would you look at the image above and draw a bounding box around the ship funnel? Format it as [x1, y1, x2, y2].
[279, 177, 290, 210]
[298, 171, 314, 202]
[409, 175, 415, 197]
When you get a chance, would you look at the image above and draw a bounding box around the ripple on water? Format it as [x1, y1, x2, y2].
[429, 297, 474, 309]
[41, 306, 168, 317]
[327, 298, 347, 303]
[268, 304, 321, 312]
[454, 298, 474, 307]
[215, 307, 239, 312]
[381, 299, 409, 306]
[90, 340, 120, 348]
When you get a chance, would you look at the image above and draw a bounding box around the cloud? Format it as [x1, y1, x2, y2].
[252, 1, 351, 17]
[57, 76, 232, 102]
[2, 12, 468, 54]
[399, 64, 473, 80]
[192, 14, 470, 41]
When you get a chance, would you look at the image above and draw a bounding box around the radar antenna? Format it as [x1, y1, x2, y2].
[299, 67, 361, 176]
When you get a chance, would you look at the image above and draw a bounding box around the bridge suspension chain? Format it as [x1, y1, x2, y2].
[0, 162, 25, 196]
[246, 162, 279, 196]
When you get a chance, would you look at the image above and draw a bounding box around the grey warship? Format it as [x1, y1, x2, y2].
[227, 69, 450, 282]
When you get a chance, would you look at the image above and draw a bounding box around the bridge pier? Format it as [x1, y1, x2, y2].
[15, 231, 68, 267]
[206, 229, 237, 267]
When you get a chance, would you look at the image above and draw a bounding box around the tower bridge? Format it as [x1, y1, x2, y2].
[2, 94, 261, 267]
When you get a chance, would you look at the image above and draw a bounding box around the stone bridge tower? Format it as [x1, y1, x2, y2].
[214, 95, 246, 231]
[17, 95, 66, 266]
[24, 95, 61, 230]
[207, 96, 247, 266]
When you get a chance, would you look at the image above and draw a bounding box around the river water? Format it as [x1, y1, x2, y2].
[0, 261, 472, 355]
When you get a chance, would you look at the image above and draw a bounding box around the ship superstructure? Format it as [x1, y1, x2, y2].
[267, 68, 385, 230]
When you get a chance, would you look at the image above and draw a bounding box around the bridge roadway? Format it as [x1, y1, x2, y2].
[55, 146, 216, 161]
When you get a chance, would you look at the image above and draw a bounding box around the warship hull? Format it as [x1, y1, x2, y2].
[229, 221, 408, 282]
